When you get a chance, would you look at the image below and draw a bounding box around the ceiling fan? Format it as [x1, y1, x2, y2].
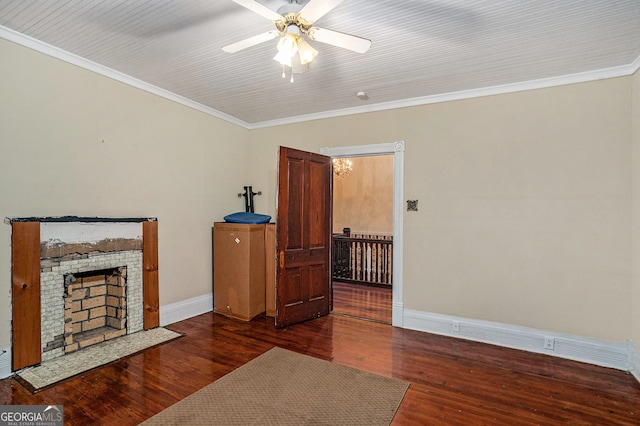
[222, 0, 371, 80]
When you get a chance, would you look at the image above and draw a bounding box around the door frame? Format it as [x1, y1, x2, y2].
[321, 141, 404, 327]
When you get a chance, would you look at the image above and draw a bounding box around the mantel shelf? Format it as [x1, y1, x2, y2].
[6, 216, 157, 224]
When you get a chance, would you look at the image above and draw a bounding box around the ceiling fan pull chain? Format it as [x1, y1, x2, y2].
[282, 64, 286, 79]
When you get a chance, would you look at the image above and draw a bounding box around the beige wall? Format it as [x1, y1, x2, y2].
[333, 155, 394, 234]
[2, 37, 636, 350]
[0, 39, 249, 348]
[248, 77, 633, 343]
[633, 68, 640, 349]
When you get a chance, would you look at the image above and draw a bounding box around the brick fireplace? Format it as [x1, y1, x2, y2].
[9, 217, 159, 371]
[40, 252, 143, 361]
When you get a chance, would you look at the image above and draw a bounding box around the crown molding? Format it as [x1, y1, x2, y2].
[250, 56, 640, 129]
[3, 24, 639, 131]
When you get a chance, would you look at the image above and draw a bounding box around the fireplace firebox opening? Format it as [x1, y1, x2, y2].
[62, 267, 127, 353]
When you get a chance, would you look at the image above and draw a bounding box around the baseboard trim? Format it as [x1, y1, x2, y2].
[160, 293, 213, 327]
[392, 302, 404, 327]
[403, 309, 629, 371]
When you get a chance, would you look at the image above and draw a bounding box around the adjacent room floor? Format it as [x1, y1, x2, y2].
[331, 281, 392, 324]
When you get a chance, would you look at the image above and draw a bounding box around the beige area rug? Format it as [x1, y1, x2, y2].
[142, 346, 409, 426]
[17, 327, 182, 392]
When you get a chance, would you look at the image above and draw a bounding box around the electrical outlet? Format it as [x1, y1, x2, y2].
[452, 321, 460, 332]
[544, 337, 555, 350]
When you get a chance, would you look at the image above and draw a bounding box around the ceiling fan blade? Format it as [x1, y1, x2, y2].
[298, 0, 344, 24]
[222, 31, 279, 53]
[232, 0, 283, 21]
[307, 27, 371, 54]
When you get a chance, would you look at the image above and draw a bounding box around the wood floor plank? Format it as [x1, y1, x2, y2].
[0, 312, 638, 425]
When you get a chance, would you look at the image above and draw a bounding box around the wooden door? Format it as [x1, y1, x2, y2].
[275, 146, 332, 328]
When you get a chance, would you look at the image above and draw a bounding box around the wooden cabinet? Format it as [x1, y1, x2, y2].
[213, 222, 266, 321]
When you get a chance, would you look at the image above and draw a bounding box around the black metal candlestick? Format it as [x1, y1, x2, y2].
[238, 186, 262, 213]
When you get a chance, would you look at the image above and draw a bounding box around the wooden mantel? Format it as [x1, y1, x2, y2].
[9, 217, 159, 371]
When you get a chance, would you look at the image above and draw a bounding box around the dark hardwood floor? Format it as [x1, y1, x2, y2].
[332, 281, 392, 323]
[1, 312, 639, 425]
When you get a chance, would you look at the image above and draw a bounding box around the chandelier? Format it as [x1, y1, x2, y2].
[332, 158, 352, 179]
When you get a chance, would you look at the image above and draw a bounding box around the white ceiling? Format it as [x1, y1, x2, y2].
[1, 0, 639, 128]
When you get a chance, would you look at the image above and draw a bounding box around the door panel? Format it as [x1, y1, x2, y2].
[309, 160, 327, 248]
[309, 264, 326, 300]
[282, 267, 304, 307]
[285, 157, 304, 250]
[276, 146, 332, 328]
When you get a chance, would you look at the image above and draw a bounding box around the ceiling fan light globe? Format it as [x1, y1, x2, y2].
[274, 33, 301, 66]
[297, 39, 318, 65]
[277, 33, 299, 54]
[273, 50, 292, 67]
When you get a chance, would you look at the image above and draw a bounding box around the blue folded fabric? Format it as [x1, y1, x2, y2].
[223, 212, 271, 224]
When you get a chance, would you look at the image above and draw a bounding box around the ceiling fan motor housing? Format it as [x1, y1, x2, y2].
[275, 13, 312, 34]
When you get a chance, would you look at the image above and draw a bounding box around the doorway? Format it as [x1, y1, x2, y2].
[331, 155, 393, 323]
[321, 142, 405, 327]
